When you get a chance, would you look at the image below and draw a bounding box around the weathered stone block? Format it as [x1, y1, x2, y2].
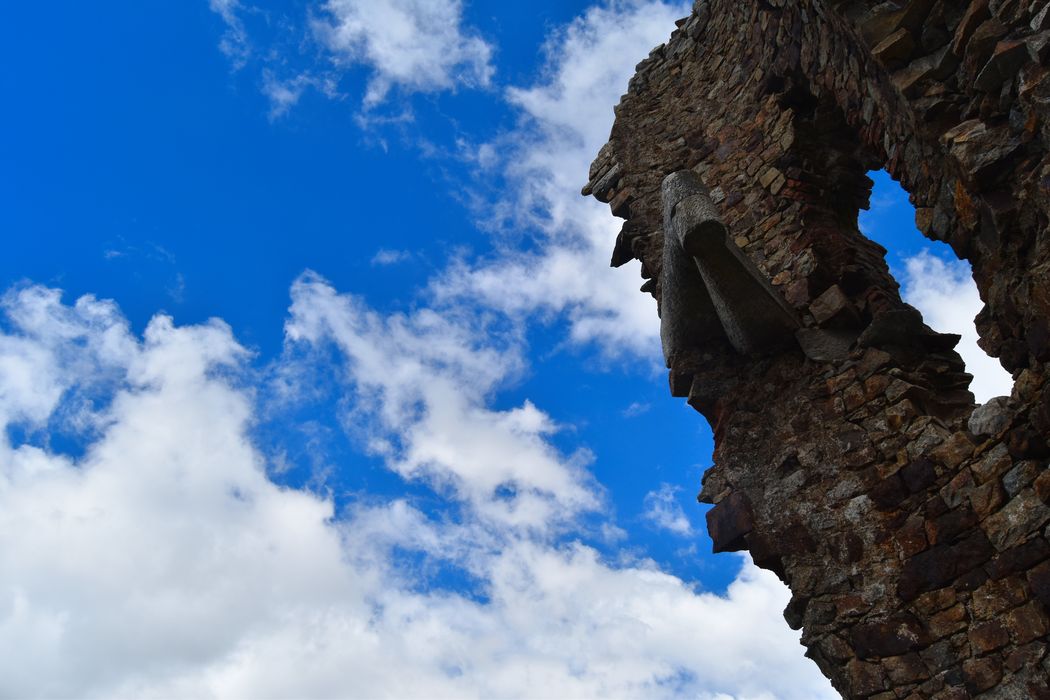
[705, 491, 753, 553]
[851, 614, 929, 659]
[982, 489, 1050, 551]
[968, 396, 1012, 437]
[1006, 601, 1050, 644]
[969, 619, 1010, 653]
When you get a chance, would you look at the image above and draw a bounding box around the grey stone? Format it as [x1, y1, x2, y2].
[858, 308, 924, 347]
[796, 327, 858, 362]
[659, 175, 726, 367]
[1032, 3, 1050, 31]
[983, 490, 1050, 551]
[661, 170, 800, 356]
[590, 163, 622, 202]
[968, 396, 1012, 437]
[1026, 29, 1050, 63]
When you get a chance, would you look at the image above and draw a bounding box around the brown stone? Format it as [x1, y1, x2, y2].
[972, 577, 1027, 619]
[928, 603, 968, 639]
[951, 0, 991, 56]
[1006, 601, 1050, 644]
[974, 40, 1028, 93]
[883, 652, 928, 685]
[899, 533, 994, 600]
[1004, 641, 1047, 673]
[986, 537, 1050, 579]
[850, 614, 928, 658]
[846, 659, 887, 697]
[969, 619, 1010, 653]
[962, 656, 1002, 694]
[1029, 560, 1050, 609]
[970, 479, 1006, 519]
[705, 491, 753, 553]
[873, 28, 917, 68]
[931, 432, 975, 468]
[913, 587, 957, 616]
[972, 444, 1012, 484]
[896, 515, 930, 558]
[1035, 468, 1050, 504]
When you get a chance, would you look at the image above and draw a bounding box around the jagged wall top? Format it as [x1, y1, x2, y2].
[584, 1, 1050, 697]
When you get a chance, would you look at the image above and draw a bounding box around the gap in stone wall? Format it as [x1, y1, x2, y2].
[860, 169, 1013, 403]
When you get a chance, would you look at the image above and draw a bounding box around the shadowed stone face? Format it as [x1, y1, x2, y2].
[661, 170, 799, 356]
[586, 0, 1050, 697]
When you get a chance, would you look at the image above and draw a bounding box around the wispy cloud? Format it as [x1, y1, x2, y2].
[209, 0, 252, 69]
[643, 483, 694, 536]
[432, 1, 690, 357]
[622, 401, 651, 418]
[210, 0, 494, 115]
[370, 248, 413, 266]
[285, 272, 599, 530]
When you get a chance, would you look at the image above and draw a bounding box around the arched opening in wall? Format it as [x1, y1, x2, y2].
[858, 170, 1013, 404]
[772, 79, 1012, 411]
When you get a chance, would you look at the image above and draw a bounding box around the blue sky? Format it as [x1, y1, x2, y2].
[0, 1, 1011, 698]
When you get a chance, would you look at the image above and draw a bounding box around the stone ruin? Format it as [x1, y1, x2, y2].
[584, 0, 1050, 697]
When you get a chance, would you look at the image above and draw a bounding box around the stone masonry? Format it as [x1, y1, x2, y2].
[584, 1, 1050, 697]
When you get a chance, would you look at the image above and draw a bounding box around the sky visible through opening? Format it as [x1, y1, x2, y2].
[0, 2, 1012, 698]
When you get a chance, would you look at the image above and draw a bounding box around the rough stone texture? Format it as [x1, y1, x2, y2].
[584, 1, 1050, 697]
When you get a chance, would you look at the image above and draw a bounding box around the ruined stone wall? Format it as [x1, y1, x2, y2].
[584, 1, 1050, 697]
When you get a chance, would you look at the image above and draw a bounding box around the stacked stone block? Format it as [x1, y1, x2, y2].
[585, 0, 1050, 696]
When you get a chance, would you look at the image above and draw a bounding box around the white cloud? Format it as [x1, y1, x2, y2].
[623, 400, 651, 417]
[285, 272, 599, 531]
[313, 0, 494, 107]
[433, 0, 689, 357]
[900, 251, 1013, 403]
[260, 70, 342, 120]
[209, 0, 251, 69]
[0, 281, 834, 698]
[643, 483, 694, 536]
[370, 248, 413, 266]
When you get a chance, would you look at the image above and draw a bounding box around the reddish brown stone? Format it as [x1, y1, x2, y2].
[931, 433, 975, 468]
[972, 576, 1027, 619]
[705, 491, 753, 553]
[1029, 560, 1050, 610]
[928, 603, 968, 639]
[899, 533, 994, 601]
[969, 479, 1005, 519]
[968, 619, 1010, 653]
[962, 656, 1002, 694]
[1007, 601, 1050, 644]
[1035, 468, 1050, 504]
[846, 659, 887, 697]
[850, 614, 928, 659]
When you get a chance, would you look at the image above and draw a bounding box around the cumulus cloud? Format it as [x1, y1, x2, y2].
[0, 280, 834, 698]
[643, 483, 694, 536]
[285, 272, 599, 531]
[313, 0, 494, 107]
[433, 0, 689, 357]
[899, 251, 1013, 403]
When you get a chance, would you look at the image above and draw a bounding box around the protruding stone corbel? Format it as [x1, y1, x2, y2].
[660, 170, 800, 359]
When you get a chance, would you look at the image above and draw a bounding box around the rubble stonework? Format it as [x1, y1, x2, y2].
[584, 0, 1050, 697]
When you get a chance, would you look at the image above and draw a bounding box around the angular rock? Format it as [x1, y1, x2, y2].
[968, 396, 1013, 437]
